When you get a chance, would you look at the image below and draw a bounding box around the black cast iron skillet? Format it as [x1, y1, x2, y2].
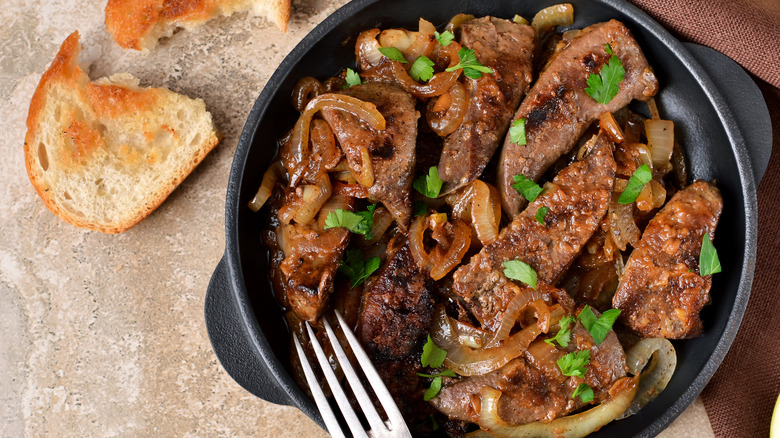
[205, 0, 772, 435]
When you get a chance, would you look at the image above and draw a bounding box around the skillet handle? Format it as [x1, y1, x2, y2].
[683, 43, 772, 185]
[204, 256, 292, 406]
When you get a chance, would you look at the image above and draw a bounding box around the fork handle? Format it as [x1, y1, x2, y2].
[205, 256, 291, 406]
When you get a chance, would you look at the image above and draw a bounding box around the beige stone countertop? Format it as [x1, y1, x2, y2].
[0, 1, 716, 436]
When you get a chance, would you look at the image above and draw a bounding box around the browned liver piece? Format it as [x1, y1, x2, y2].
[356, 240, 435, 422]
[498, 19, 658, 217]
[613, 180, 723, 339]
[431, 308, 627, 425]
[438, 17, 535, 194]
[453, 133, 616, 331]
[321, 83, 418, 230]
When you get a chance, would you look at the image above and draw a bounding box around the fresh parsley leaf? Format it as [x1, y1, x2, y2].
[414, 201, 429, 217]
[410, 55, 435, 82]
[509, 118, 527, 146]
[414, 166, 443, 198]
[434, 30, 454, 47]
[378, 47, 408, 63]
[445, 47, 494, 79]
[572, 383, 595, 402]
[578, 306, 621, 346]
[324, 205, 376, 239]
[503, 260, 538, 290]
[417, 369, 457, 378]
[535, 206, 549, 225]
[424, 376, 443, 401]
[338, 249, 380, 288]
[344, 68, 361, 88]
[618, 164, 652, 204]
[557, 350, 590, 377]
[545, 315, 575, 348]
[699, 233, 721, 276]
[511, 174, 543, 202]
[421, 334, 447, 368]
[585, 54, 625, 104]
[605, 43, 613, 55]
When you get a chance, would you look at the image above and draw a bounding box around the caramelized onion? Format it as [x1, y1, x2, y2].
[609, 198, 640, 251]
[290, 94, 386, 167]
[427, 81, 468, 136]
[486, 285, 548, 348]
[292, 174, 332, 225]
[619, 338, 676, 419]
[356, 28, 383, 70]
[409, 214, 471, 280]
[473, 377, 638, 436]
[446, 14, 476, 32]
[599, 111, 625, 143]
[645, 119, 674, 168]
[531, 3, 575, 33]
[378, 18, 437, 64]
[249, 161, 285, 212]
[291, 77, 324, 112]
[430, 306, 545, 376]
[471, 180, 501, 246]
[359, 206, 393, 246]
[354, 146, 374, 187]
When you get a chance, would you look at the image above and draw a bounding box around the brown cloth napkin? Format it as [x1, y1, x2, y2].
[628, 0, 780, 436]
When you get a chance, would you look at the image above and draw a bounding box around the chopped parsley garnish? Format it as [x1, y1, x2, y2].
[445, 47, 494, 79]
[324, 205, 376, 239]
[424, 376, 444, 401]
[618, 164, 652, 204]
[410, 55, 435, 82]
[545, 315, 575, 348]
[434, 30, 454, 47]
[338, 249, 380, 288]
[378, 47, 408, 63]
[573, 383, 594, 402]
[535, 206, 549, 225]
[414, 166, 443, 198]
[557, 350, 590, 377]
[699, 233, 721, 276]
[414, 201, 429, 217]
[585, 53, 625, 104]
[511, 174, 543, 202]
[344, 68, 361, 88]
[421, 334, 447, 368]
[509, 118, 527, 146]
[605, 43, 613, 55]
[503, 260, 538, 290]
[417, 369, 457, 378]
[578, 306, 621, 346]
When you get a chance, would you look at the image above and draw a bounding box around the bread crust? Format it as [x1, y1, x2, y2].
[24, 31, 221, 234]
[105, 0, 291, 50]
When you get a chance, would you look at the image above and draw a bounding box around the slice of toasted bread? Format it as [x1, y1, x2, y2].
[105, 0, 291, 51]
[24, 31, 221, 234]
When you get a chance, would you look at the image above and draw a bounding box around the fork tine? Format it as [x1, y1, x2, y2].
[334, 311, 411, 435]
[292, 334, 346, 438]
[305, 322, 370, 438]
[321, 317, 386, 433]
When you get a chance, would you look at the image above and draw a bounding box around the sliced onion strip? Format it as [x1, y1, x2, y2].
[427, 81, 468, 136]
[600, 111, 625, 144]
[292, 174, 332, 225]
[531, 3, 575, 33]
[474, 377, 638, 437]
[471, 180, 501, 246]
[645, 119, 674, 168]
[248, 161, 285, 212]
[485, 284, 546, 348]
[618, 338, 677, 419]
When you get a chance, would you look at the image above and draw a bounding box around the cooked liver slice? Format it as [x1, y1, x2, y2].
[453, 134, 616, 331]
[321, 83, 418, 230]
[431, 308, 626, 425]
[356, 241, 435, 421]
[498, 19, 658, 217]
[613, 180, 723, 339]
[438, 17, 535, 194]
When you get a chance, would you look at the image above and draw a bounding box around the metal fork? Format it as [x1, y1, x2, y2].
[292, 310, 412, 438]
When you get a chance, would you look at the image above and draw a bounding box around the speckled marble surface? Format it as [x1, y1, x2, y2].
[0, 1, 716, 436]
